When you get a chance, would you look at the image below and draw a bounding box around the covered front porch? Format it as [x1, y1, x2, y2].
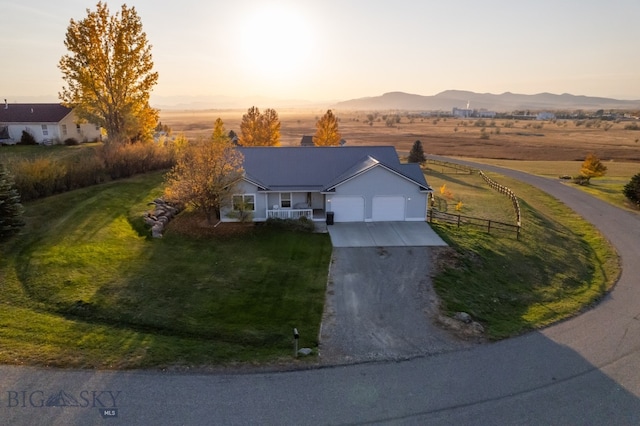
[263, 190, 327, 222]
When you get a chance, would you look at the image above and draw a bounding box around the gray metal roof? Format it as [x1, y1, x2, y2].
[237, 146, 430, 192]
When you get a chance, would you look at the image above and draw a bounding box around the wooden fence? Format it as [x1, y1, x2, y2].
[478, 171, 522, 226]
[428, 209, 521, 240]
[424, 158, 522, 239]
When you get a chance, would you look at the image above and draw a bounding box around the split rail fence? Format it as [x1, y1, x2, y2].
[425, 159, 522, 239]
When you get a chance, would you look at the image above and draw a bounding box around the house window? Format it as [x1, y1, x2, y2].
[280, 193, 291, 208]
[76, 124, 81, 133]
[61, 124, 67, 136]
[232, 194, 255, 211]
[41, 125, 48, 136]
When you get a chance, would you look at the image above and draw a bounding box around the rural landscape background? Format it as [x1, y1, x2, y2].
[160, 106, 640, 162]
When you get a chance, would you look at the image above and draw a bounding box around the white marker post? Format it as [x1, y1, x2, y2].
[293, 328, 299, 357]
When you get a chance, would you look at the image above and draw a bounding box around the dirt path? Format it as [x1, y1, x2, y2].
[319, 247, 476, 363]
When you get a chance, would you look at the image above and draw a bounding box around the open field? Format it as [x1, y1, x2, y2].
[159, 109, 640, 162]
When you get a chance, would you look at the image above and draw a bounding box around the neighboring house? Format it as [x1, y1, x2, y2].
[536, 112, 556, 121]
[0, 102, 102, 145]
[221, 146, 432, 223]
[300, 135, 314, 146]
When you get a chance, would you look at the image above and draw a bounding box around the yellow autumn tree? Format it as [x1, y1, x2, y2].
[164, 137, 244, 223]
[58, 2, 158, 144]
[238, 106, 281, 146]
[579, 153, 607, 185]
[313, 109, 342, 146]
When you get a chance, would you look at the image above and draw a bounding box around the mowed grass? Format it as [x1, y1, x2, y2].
[0, 171, 332, 368]
[426, 168, 620, 339]
[461, 158, 640, 212]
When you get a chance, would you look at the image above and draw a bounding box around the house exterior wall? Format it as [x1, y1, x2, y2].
[327, 166, 428, 221]
[220, 180, 266, 222]
[2, 111, 102, 144]
[59, 112, 102, 142]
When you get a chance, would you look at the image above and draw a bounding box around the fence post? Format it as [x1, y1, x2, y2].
[457, 214, 461, 228]
[488, 220, 491, 233]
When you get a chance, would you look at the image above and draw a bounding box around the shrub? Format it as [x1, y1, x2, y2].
[265, 217, 315, 232]
[64, 138, 80, 146]
[624, 122, 640, 131]
[19, 130, 37, 145]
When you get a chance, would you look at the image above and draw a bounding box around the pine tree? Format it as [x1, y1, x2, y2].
[0, 164, 25, 240]
[408, 140, 426, 163]
[623, 172, 640, 207]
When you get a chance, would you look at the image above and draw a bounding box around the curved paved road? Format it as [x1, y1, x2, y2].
[2, 158, 640, 425]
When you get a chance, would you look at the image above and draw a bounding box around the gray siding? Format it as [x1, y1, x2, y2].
[327, 166, 427, 221]
[221, 180, 266, 222]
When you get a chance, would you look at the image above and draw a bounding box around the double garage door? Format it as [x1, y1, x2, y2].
[331, 196, 405, 222]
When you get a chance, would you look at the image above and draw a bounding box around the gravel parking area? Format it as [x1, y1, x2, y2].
[319, 247, 475, 364]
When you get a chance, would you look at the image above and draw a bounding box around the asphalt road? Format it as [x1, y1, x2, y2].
[2, 157, 640, 425]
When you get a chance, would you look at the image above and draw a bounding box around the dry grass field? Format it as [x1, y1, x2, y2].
[159, 109, 640, 162]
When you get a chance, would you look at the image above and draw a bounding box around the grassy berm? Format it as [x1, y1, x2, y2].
[427, 168, 620, 339]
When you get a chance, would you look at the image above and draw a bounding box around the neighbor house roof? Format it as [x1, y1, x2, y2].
[0, 103, 72, 124]
[237, 146, 431, 192]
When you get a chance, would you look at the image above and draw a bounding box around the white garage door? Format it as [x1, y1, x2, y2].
[372, 196, 405, 221]
[330, 196, 365, 222]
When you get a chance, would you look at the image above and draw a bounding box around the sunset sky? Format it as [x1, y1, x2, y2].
[3, 0, 640, 106]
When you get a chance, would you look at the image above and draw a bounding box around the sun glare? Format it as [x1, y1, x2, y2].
[237, 5, 315, 85]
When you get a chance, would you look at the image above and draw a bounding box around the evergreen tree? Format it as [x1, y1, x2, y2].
[0, 164, 25, 240]
[408, 140, 426, 163]
[623, 172, 640, 207]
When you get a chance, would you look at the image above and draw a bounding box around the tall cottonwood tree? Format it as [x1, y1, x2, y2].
[59, 2, 159, 144]
[164, 137, 244, 223]
[238, 106, 281, 146]
[313, 109, 342, 146]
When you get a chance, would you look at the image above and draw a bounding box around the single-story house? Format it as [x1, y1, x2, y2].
[0, 101, 102, 145]
[221, 146, 432, 223]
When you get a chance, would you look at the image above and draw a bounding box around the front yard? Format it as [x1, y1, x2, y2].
[0, 171, 332, 368]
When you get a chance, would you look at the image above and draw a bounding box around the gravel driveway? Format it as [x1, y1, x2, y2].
[319, 246, 475, 363]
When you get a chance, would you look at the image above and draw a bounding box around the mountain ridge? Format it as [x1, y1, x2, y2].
[333, 90, 640, 112]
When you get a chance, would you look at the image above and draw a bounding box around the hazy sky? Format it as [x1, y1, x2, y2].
[3, 0, 640, 105]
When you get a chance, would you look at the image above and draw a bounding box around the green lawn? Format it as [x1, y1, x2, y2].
[0, 171, 332, 368]
[426, 169, 620, 339]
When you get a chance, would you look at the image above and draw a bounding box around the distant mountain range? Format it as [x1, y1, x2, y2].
[332, 90, 640, 112]
[9, 90, 640, 111]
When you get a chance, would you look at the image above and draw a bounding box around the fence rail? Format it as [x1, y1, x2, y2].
[478, 171, 521, 226]
[428, 209, 521, 239]
[424, 158, 522, 239]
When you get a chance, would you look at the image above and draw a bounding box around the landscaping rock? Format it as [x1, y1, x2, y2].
[144, 198, 182, 238]
[298, 348, 313, 356]
[454, 312, 472, 324]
